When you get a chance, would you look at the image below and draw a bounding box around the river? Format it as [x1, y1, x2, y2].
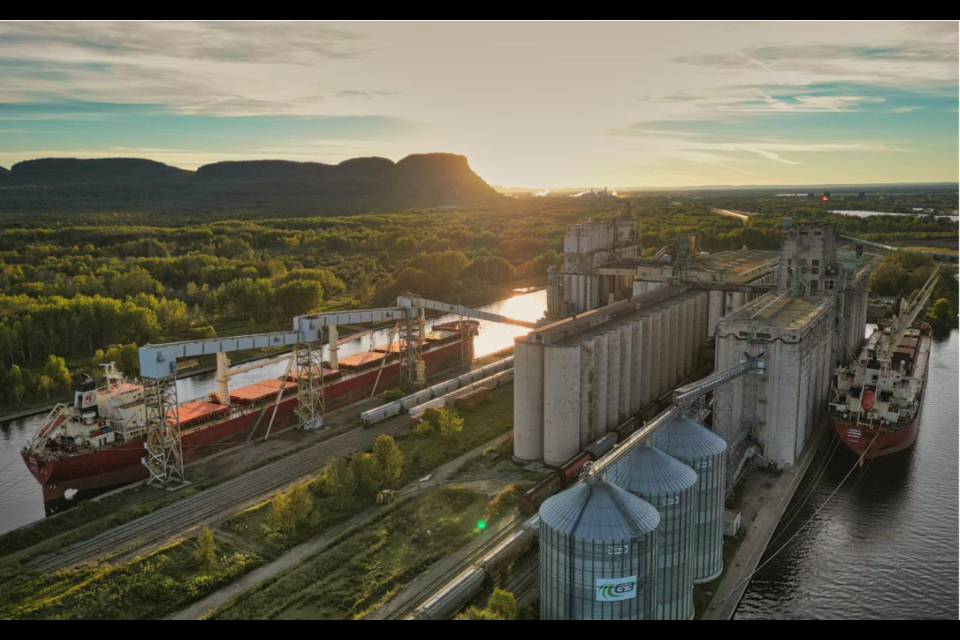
[830, 209, 959, 223]
[737, 328, 959, 619]
[0, 289, 549, 535]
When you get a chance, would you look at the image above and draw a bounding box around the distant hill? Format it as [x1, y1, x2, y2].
[0, 153, 499, 214]
[10, 158, 191, 185]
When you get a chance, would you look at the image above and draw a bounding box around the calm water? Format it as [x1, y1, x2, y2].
[830, 209, 960, 223]
[0, 289, 548, 535]
[737, 328, 959, 619]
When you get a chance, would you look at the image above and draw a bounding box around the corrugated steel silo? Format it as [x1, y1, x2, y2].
[608, 444, 698, 620]
[540, 479, 660, 620]
[652, 415, 728, 583]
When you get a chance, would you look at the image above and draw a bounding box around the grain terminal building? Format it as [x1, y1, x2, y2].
[519, 219, 876, 471]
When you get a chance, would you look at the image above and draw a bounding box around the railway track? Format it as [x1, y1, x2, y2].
[30, 417, 412, 573]
[504, 551, 540, 610]
[371, 514, 525, 620]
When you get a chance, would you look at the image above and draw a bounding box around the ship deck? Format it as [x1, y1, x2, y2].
[170, 400, 230, 427]
[229, 379, 298, 405]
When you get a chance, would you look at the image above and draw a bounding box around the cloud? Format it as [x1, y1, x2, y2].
[0, 22, 394, 117]
[643, 85, 888, 117]
[890, 105, 926, 113]
[0, 22, 370, 65]
[675, 39, 958, 87]
[618, 125, 897, 174]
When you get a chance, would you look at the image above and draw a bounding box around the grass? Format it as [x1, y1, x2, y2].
[209, 487, 501, 620]
[219, 385, 516, 557]
[397, 385, 514, 485]
[219, 486, 360, 557]
[0, 534, 263, 620]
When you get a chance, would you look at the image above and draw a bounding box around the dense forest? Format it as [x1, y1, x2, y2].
[0, 189, 956, 410]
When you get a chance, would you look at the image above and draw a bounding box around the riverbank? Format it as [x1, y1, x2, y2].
[0, 280, 546, 424]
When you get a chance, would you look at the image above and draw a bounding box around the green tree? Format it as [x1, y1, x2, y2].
[487, 589, 519, 620]
[455, 607, 500, 620]
[927, 297, 955, 331]
[42, 355, 71, 388]
[110, 267, 163, 298]
[286, 482, 314, 533]
[322, 458, 356, 508]
[194, 526, 219, 573]
[371, 435, 404, 488]
[5, 365, 25, 403]
[268, 489, 293, 535]
[454, 589, 518, 620]
[351, 452, 380, 501]
[437, 407, 464, 438]
[274, 279, 324, 318]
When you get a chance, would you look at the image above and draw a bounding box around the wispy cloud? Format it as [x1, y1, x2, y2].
[0, 22, 370, 65]
[0, 22, 394, 116]
[641, 85, 887, 118]
[890, 105, 926, 113]
[674, 38, 958, 88]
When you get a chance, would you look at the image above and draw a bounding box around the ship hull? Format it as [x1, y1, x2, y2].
[831, 412, 920, 459]
[23, 336, 471, 502]
[830, 325, 930, 460]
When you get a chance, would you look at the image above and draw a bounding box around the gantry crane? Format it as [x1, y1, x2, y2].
[137, 294, 536, 488]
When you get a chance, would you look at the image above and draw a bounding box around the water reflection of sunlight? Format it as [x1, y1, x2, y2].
[175, 289, 548, 402]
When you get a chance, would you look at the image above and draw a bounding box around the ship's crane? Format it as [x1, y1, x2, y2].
[877, 268, 940, 364]
[137, 294, 536, 488]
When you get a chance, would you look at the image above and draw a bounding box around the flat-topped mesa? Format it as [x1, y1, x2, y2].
[2, 152, 500, 212]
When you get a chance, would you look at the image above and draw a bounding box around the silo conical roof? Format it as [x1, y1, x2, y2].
[607, 444, 698, 495]
[652, 416, 728, 459]
[539, 479, 660, 541]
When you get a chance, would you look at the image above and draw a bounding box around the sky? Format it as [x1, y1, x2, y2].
[0, 21, 957, 189]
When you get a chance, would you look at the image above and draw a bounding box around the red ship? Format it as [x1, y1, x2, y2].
[828, 270, 939, 459]
[22, 321, 478, 502]
[829, 320, 931, 458]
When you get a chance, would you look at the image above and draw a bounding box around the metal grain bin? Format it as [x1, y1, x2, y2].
[652, 416, 728, 583]
[539, 479, 659, 620]
[608, 444, 698, 620]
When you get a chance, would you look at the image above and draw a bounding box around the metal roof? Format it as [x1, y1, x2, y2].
[651, 416, 728, 460]
[607, 445, 698, 495]
[539, 480, 659, 542]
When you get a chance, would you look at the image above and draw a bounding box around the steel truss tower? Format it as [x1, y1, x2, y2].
[399, 305, 426, 390]
[143, 375, 184, 487]
[295, 341, 326, 430]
